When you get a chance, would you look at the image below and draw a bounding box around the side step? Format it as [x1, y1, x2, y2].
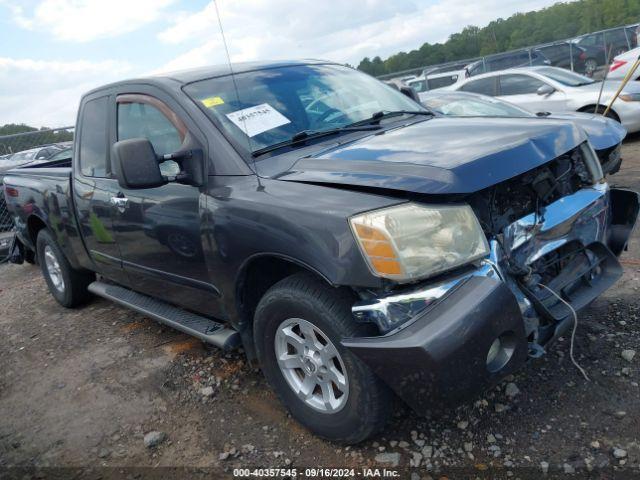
[88, 281, 240, 350]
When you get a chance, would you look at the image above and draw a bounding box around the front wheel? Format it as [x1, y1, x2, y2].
[254, 273, 392, 444]
[36, 229, 94, 307]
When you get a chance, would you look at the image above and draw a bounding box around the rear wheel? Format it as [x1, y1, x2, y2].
[36, 229, 94, 307]
[254, 273, 391, 444]
[584, 58, 598, 75]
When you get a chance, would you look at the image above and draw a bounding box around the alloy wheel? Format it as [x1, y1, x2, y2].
[274, 318, 349, 413]
[43, 245, 65, 292]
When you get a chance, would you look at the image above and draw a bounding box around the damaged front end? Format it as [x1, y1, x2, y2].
[343, 141, 639, 415]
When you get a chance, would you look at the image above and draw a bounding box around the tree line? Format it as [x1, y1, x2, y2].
[357, 0, 640, 76]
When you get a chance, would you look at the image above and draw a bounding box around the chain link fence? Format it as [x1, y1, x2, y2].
[0, 127, 75, 254]
[379, 22, 640, 84]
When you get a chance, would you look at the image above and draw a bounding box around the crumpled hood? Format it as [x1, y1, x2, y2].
[274, 116, 587, 195]
[546, 111, 626, 150]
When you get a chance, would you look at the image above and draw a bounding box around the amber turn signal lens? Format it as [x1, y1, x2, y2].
[352, 224, 403, 277]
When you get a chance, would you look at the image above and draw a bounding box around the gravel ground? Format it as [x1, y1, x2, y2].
[1, 136, 640, 480]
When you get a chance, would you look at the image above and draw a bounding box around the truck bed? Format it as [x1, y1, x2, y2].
[2, 159, 89, 271]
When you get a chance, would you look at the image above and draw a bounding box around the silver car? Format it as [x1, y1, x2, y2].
[453, 66, 640, 133]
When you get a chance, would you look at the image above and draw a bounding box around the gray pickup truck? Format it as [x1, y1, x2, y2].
[3, 60, 639, 443]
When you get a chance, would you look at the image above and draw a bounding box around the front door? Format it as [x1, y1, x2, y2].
[73, 93, 129, 284]
[109, 89, 218, 316]
[497, 74, 567, 113]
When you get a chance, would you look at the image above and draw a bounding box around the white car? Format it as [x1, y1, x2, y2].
[608, 47, 640, 81]
[453, 66, 640, 133]
[408, 70, 467, 101]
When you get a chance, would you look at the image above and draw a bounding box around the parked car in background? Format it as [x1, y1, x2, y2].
[4, 60, 637, 443]
[0, 144, 67, 173]
[407, 70, 467, 96]
[422, 61, 469, 77]
[537, 42, 585, 71]
[572, 25, 639, 68]
[609, 46, 640, 81]
[399, 74, 418, 84]
[420, 90, 626, 175]
[465, 49, 551, 77]
[454, 66, 640, 132]
[47, 146, 73, 162]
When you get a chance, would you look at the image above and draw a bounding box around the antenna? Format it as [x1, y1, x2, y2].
[213, 0, 262, 187]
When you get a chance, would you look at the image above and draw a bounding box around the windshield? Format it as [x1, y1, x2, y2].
[422, 93, 533, 117]
[536, 67, 595, 86]
[184, 64, 423, 154]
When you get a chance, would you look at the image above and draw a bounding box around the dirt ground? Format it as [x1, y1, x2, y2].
[1, 137, 640, 480]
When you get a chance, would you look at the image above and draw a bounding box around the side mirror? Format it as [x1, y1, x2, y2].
[400, 86, 421, 103]
[537, 84, 555, 96]
[112, 138, 166, 190]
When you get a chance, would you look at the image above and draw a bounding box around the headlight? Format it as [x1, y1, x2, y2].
[619, 92, 640, 102]
[350, 203, 489, 282]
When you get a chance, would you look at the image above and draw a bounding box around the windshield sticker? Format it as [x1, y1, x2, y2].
[202, 96, 225, 108]
[226, 103, 290, 137]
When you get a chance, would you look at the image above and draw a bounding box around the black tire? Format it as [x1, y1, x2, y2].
[254, 273, 392, 444]
[584, 105, 620, 123]
[36, 229, 94, 307]
[584, 58, 598, 75]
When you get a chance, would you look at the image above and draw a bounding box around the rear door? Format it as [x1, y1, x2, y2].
[458, 76, 499, 96]
[109, 87, 217, 316]
[73, 93, 129, 284]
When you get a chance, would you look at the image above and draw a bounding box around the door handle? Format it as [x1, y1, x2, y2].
[110, 195, 129, 213]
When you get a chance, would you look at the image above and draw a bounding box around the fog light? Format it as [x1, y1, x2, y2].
[486, 333, 517, 373]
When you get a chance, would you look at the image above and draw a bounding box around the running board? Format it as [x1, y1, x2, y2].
[88, 281, 240, 350]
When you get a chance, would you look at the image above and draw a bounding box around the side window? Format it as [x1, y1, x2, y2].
[499, 74, 545, 96]
[409, 80, 427, 92]
[79, 96, 108, 177]
[117, 101, 184, 176]
[427, 75, 458, 90]
[459, 77, 497, 96]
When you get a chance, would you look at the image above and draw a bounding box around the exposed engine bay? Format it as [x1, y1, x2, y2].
[468, 144, 594, 235]
[465, 143, 619, 346]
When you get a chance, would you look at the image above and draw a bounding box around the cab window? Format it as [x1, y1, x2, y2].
[117, 100, 184, 176]
[79, 96, 108, 177]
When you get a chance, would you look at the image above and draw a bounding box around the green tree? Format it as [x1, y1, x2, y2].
[357, 0, 640, 76]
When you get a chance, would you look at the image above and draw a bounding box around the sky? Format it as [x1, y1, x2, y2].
[0, 0, 561, 127]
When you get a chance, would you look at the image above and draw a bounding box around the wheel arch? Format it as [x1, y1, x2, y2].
[26, 214, 48, 250]
[234, 253, 337, 359]
[577, 104, 621, 122]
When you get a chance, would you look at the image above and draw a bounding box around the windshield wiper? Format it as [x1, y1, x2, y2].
[347, 110, 434, 127]
[252, 125, 381, 157]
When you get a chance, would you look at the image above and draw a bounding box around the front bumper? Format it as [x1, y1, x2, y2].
[344, 275, 528, 414]
[344, 184, 639, 414]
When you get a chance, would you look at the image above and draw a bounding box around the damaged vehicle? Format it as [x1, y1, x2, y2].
[3, 61, 639, 443]
[419, 90, 627, 175]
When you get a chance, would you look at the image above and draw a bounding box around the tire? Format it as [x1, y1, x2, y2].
[584, 58, 598, 75]
[36, 229, 94, 307]
[585, 105, 620, 123]
[254, 273, 392, 444]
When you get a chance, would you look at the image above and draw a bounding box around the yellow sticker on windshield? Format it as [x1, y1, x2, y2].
[202, 96, 225, 107]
